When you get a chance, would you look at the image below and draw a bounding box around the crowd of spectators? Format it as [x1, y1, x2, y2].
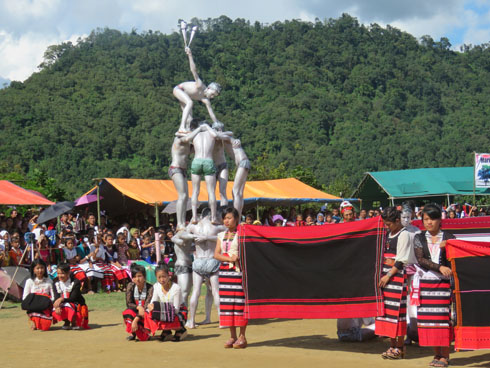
[0, 202, 488, 288]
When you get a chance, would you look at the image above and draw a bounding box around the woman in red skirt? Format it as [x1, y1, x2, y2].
[123, 264, 153, 341]
[214, 207, 248, 349]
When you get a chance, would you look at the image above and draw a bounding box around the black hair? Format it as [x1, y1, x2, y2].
[381, 207, 401, 222]
[422, 203, 442, 220]
[130, 263, 146, 278]
[222, 207, 239, 221]
[155, 261, 170, 276]
[30, 258, 48, 280]
[57, 262, 71, 275]
[245, 214, 254, 220]
[190, 118, 200, 130]
[402, 200, 416, 212]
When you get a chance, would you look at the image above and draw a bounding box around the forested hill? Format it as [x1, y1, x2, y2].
[1, 14, 490, 198]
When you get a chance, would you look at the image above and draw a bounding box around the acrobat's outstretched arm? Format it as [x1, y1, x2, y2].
[186, 47, 200, 82]
[202, 99, 218, 123]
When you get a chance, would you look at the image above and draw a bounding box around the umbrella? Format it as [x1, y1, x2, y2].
[75, 194, 103, 206]
[0, 266, 30, 302]
[162, 199, 193, 214]
[36, 201, 75, 224]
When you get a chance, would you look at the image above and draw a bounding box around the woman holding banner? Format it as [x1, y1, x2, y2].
[375, 207, 416, 359]
[413, 204, 454, 368]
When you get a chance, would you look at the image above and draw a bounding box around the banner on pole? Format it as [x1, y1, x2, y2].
[475, 153, 490, 188]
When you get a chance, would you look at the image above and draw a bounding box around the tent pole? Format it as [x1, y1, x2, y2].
[96, 183, 101, 227]
[155, 202, 160, 228]
[447, 194, 450, 208]
[155, 231, 161, 264]
[473, 152, 477, 206]
[256, 200, 259, 222]
[390, 198, 394, 206]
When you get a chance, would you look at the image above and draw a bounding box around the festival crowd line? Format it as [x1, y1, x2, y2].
[0, 201, 487, 364]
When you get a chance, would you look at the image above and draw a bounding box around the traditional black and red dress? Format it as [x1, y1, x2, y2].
[218, 231, 248, 328]
[52, 277, 89, 329]
[122, 282, 153, 341]
[375, 229, 409, 338]
[144, 282, 187, 335]
[21, 277, 54, 331]
[413, 230, 455, 347]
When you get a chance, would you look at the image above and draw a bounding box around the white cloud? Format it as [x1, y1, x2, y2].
[0, 31, 84, 81]
[0, 0, 489, 81]
[3, 0, 60, 18]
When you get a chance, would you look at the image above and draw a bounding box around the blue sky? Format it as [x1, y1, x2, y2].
[0, 0, 489, 82]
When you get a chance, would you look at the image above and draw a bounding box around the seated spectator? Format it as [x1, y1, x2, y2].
[295, 214, 305, 227]
[358, 209, 367, 220]
[331, 208, 341, 223]
[316, 213, 325, 225]
[127, 237, 141, 261]
[305, 215, 315, 226]
[244, 214, 254, 225]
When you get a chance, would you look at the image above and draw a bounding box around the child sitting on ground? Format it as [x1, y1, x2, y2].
[145, 263, 187, 341]
[123, 264, 154, 341]
[126, 237, 141, 261]
[52, 262, 89, 329]
[21, 258, 54, 331]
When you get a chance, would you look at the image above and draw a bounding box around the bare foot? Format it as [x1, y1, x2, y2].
[198, 319, 211, 325]
[87, 291, 95, 295]
[185, 321, 196, 329]
[190, 217, 198, 225]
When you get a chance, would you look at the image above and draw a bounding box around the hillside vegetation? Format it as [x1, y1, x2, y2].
[1, 14, 489, 198]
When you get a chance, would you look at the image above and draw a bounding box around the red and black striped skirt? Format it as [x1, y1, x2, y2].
[218, 257, 248, 327]
[417, 276, 452, 347]
[375, 262, 407, 338]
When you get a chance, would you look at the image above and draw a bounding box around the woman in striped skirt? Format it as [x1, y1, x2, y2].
[214, 207, 248, 349]
[413, 204, 454, 368]
[375, 207, 416, 359]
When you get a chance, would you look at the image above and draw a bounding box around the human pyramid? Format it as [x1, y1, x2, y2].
[21, 21, 250, 349]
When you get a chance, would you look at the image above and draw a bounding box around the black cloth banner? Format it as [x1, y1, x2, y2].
[447, 239, 490, 350]
[239, 217, 384, 319]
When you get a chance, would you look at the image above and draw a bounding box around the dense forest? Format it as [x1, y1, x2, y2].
[0, 14, 489, 199]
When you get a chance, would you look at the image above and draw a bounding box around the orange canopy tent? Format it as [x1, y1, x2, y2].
[82, 178, 343, 215]
[0, 180, 54, 206]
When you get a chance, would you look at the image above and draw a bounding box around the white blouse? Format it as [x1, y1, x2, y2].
[150, 282, 182, 312]
[22, 277, 54, 301]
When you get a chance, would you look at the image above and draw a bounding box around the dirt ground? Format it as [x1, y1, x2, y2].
[1, 302, 490, 368]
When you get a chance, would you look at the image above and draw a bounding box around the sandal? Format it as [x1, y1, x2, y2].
[224, 337, 237, 349]
[172, 328, 188, 342]
[382, 347, 395, 359]
[159, 330, 173, 342]
[429, 355, 442, 366]
[433, 357, 449, 367]
[233, 336, 248, 349]
[386, 347, 405, 359]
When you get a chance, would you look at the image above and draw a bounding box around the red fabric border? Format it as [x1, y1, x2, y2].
[455, 326, 490, 350]
[241, 217, 380, 242]
[245, 302, 380, 319]
[412, 217, 490, 231]
[446, 239, 490, 259]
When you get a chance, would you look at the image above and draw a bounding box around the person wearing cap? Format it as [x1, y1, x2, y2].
[339, 201, 356, 223]
[272, 214, 285, 227]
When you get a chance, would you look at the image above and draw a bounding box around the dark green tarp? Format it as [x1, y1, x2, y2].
[353, 167, 490, 208]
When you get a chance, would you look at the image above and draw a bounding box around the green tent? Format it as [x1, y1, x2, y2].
[352, 167, 490, 208]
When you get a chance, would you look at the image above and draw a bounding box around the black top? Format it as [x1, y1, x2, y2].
[53, 277, 85, 305]
[414, 230, 455, 272]
[125, 282, 154, 310]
